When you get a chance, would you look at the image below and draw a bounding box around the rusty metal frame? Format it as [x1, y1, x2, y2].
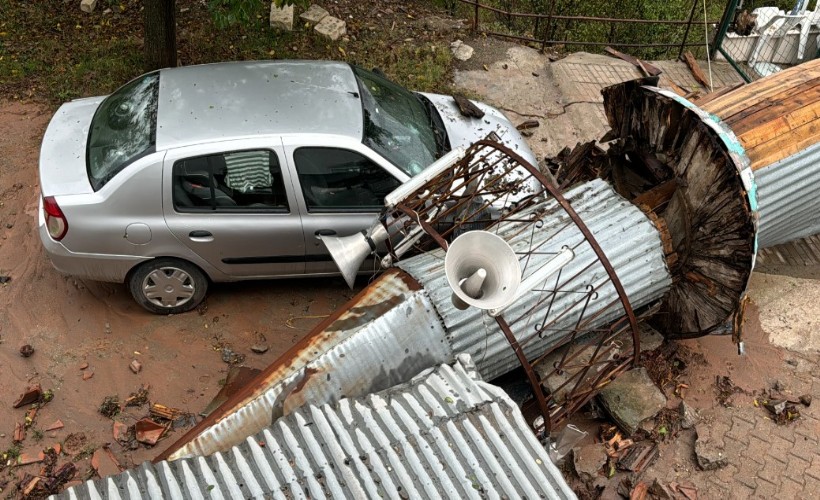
[381, 137, 643, 433]
[460, 0, 717, 56]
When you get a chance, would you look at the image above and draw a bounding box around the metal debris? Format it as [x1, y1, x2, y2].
[58, 356, 577, 500]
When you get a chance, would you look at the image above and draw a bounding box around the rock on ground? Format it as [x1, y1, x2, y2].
[451, 40, 474, 61]
[270, 3, 294, 31]
[80, 0, 97, 13]
[598, 367, 667, 435]
[572, 443, 607, 483]
[300, 4, 329, 26]
[314, 16, 346, 41]
[694, 423, 729, 470]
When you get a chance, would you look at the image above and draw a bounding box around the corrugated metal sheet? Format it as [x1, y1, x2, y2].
[54, 355, 577, 500]
[164, 179, 673, 460]
[754, 142, 820, 248]
[169, 272, 451, 460]
[399, 179, 672, 380]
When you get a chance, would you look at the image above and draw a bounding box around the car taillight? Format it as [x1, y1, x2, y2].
[43, 196, 68, 241]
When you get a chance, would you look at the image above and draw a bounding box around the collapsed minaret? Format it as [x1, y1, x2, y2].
[158, 91, 758, 459]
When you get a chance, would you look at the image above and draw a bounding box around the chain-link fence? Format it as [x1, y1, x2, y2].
[712, 0, 820, 81]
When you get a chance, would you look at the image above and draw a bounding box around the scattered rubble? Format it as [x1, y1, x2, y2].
[450, 39, 474, 61]
[91, 446, 121, 478]
[124, 386, 149, 408]
[18, 344, 33, 357]
[82, 370, 94, 381]
[80, 0, 96, 14]
[754, 383, 812, 425]
[452, 94, 484, 118]
[134, 419, 166, 446]
[299, 4, 328, 26]
[694, 424, 728, 470]
[45, 420, 63, 432]
[129, 359, 142, 374]
[13, 384, 42, 408]
[572, 444, 606, 482]
[598, 368, 667, 435]
[98, 396, 120, 418]
[269, 2, 294, 31]
[678, 401, 698, 430]
[715, 375, 745, 407]
[315, 15, 346, 41]
[250, 343, 269, 354]
[79, 362, 88, 370]
[220, 347, 245, 365]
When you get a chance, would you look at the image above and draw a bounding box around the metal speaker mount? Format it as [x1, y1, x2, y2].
[444, 231, 521, 311]
[319, 222, 388, 289]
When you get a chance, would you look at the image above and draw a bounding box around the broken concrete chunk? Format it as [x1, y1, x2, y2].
[572, 444, 606, 482]
[314, 15, 346, 41]
[13, 384, 42, 408]
[129, 359, 142, 374]
[694, 424, 728, 470]
[679, 401, 698, 430]
[300, 4, 328, 25]
[598, 367, 667, 435]
[80, 0, 97, 13]
[450, 39, 474, 61]
[269, 2, 294, 31]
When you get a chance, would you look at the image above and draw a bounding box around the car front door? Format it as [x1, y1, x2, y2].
[281, 137, 408, 276]
[162, 140, 305, 278]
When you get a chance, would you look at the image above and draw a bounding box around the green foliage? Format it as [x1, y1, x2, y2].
[446, 0, 733, 59]
[207, 0, 309, 28]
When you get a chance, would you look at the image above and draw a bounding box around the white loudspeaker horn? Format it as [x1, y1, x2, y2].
[445, 231, 521, 311]
[320, 221, 389, 289]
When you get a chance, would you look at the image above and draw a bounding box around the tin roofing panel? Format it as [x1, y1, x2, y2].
[755, 142, 820, 247]
[54, 355, 576, 500]
[399, 179, 672, 380]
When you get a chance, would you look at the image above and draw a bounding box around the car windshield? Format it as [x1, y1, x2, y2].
[352, 66, 442, 177]
[86, 72, 159, 190]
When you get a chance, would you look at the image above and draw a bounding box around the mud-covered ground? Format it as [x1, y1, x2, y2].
[0, 101, 357, 490]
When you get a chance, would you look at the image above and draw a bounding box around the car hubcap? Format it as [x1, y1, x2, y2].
[142, 267, 195, 308]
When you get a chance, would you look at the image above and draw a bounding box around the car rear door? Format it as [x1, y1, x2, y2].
[162, 139, 306, 278]
[281, 136, 409, 276]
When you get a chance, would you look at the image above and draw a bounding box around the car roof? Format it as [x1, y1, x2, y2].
[155, 60, 364, 150]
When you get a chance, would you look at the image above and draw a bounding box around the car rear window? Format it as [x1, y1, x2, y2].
[86, 72, 159, 190]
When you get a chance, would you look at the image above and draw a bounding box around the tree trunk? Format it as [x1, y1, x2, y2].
[144, 0, 177, 71]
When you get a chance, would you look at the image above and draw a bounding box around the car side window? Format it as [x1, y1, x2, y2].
[293, 147, 401, 212]
[172, 150, 289, 212]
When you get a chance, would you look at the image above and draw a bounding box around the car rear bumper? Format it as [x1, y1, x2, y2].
[38, 210, 148, 283]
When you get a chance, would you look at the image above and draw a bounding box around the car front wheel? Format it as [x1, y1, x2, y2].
[128, 258, 208, 314]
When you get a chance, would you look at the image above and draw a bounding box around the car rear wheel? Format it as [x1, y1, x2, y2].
[129, 258, 208, 314]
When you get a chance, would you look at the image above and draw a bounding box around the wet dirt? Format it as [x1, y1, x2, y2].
[0, 101, 353, 478]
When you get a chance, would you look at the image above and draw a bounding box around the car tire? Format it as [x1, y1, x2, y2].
[128, 258, 208, 315]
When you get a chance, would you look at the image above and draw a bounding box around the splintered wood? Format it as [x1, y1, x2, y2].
[547, 78, 756, 338]
[700, 59, 820, 171]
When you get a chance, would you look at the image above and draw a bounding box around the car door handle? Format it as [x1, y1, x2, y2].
[314, 229, 337, 237]
[189, 230, 213, 238]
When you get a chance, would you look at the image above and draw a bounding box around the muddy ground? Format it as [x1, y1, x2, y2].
[1, 42, 819, 496]
[0, 101, 358, 485]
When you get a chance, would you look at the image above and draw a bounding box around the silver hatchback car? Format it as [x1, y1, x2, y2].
[39, 60, 537, 314]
